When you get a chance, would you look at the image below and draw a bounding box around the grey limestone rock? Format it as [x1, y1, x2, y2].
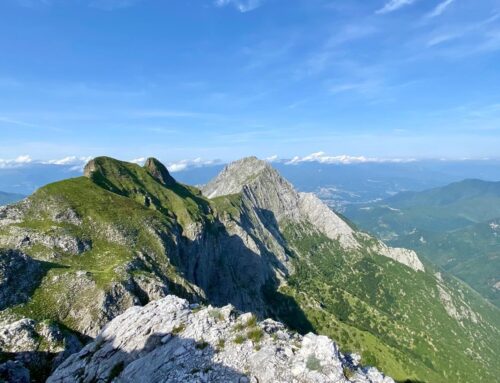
[48, 295, 394, 383]
[0, 249, 46, 310]
[203, 157, 424, 271]
[0, 316, 82, 382]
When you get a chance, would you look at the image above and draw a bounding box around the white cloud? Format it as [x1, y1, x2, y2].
[0, 116, 41, 128]
[0, 155, 33, 169]
[426, 0, 455, 19]
[300, 25, 378, 78]
[166, 158, 222, 173]
[42, 156, 93, 172]
[0, 155, 221, 173]
[425, 13, 500, 51]
[43, 156, 92, 166]
[13, 155, 32, 164]
[0, 155, 93, 171]
[285, 152, 415, 165]
[376, 0, 418, 14]
[214, 0, 262, 13]
[130, 157, 147, 165]
[265, 155, 279, 162]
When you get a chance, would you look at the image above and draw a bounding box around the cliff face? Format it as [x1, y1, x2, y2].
[0, 156, 498, 383]
[48, 295, 394, 383]
[203, 157, 424, 270]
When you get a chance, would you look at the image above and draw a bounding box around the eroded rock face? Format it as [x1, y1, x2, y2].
[298, 192, 358, 249]
[83, 159, 97, 178]
[203, 157, 269, 199]
[354, 232, 425, 272]
[374, 242, 425, 272]
[203, 158, 357, 247]
[203, 157, 424, 271]
[0, 250, 46, 310]
[0, 316, 82, 383]
[436, 279, 482, 325]
[0, 156, 425, 348]
[0, 318, 81, 355]
[144, 157, 176, 187]
[0, 226, 91, 256]
[0, 201, 27, 228]
[48, 295, 394, 383]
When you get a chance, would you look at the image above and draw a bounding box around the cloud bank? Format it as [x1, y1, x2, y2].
[0, 155, 32, 169]
[128, 157, 222, 172]
[166, 158, 222, 173]
[3, 153, 493, 176]
[0, 155, 224, 175]
[285, 152, 416, 165]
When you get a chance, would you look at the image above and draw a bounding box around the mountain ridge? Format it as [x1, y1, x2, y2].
[0, 156, 498, 382]
[203, 157, 424, 271]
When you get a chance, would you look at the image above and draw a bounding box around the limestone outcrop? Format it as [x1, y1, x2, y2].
[203, 157, 424, 271]
[48, 295, 394, 383]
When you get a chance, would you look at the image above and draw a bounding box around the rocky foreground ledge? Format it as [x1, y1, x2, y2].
[47, 295, 394, 383]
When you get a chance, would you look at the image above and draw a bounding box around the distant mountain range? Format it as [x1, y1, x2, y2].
[0, 157, 498, 382]
[178, 160, 500, 209]
[3, 159, 500, 205]
[0, 164, 82, 195]
[345, 179, 500, 307]
[0, 191, 25, 206]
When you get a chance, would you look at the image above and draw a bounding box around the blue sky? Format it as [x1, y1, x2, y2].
[1, 0, 499, 165]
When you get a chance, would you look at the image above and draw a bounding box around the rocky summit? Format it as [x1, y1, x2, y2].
[48, 295, 393, 383]
[203, 157, 424, 270]
[0, 156, 499, 382]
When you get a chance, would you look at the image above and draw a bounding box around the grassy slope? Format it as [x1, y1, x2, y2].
[345, 180, 500, 308]
[383, 219, 500, 307]
[86, 156, 213, 227]
[279, 223, 500, 383]
[4, 177, 168, 326]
